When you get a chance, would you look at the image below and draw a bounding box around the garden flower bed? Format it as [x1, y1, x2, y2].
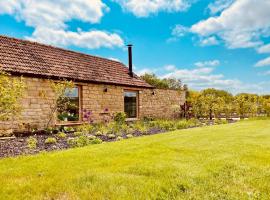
[0, 118, 232, 158]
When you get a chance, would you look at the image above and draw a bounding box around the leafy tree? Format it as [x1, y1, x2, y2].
[234, 93, 259, 119]
[0, 71, 25, 121]
[141, 73, 182, 89]
[40, 79, 74, 128]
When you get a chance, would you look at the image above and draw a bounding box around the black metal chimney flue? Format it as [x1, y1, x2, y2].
[127, 44, 133, 77]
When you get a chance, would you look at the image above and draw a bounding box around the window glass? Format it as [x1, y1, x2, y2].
[57, 87, 80, 122]
[124, 91, 137, 118]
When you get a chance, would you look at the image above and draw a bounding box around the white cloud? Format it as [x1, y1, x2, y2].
[194, 60, 220, 67]
[113, 0, 191, 17]
[257, 44, 270, 54]
[161, 64, 268, 94]
[207, 0, 234, 15]
[164, 65, 176, 71]
[199, 36, 219, 46]
[27, 27, 124, 49]
[0, 0, 124, 49]
[191, 0, 270, 49]
[255, 57, 270, 67]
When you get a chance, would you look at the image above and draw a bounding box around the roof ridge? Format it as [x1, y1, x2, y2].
[0, 34, 125, 65]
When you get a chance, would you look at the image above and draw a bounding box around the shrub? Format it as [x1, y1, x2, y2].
[116, 136, 123, 141]
[67, 136, 89, 147]
[68, 135, 102, 147]
[74, 131, 84, 136]
[150, 120, 176, 131]
[95, 131, 103, 136]
[45, 137, 57, 144]
[175, 120, 189, 129]
[77, 124, 95, 134]
[89, 138, 102, 144]
[114, 112, 126, 124]
[27, 137, 37, 149]
[57, 132, 66, 138]
[107, 134, 116, 139]
[88, 135, 97, 140]
[132, 121, 149, 134]
[63, 126, 75, 133]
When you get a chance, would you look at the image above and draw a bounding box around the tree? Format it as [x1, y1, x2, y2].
[40, 79, 74, 128]
[234, 93, 258, 119]
[0, 71, 25, 121]
[140, 73, 182, 90]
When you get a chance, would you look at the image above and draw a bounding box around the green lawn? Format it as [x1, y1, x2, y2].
[1, 120, 270, 200]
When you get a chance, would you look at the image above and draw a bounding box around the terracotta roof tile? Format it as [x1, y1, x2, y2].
[0, 35, 153, 88]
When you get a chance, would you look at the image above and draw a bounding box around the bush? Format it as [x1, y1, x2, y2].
[45, 137, 57, 144]
[126, 134, 133, 139]
[77, 124, 95, 134]
[74, 131, 84, 136]
[57, 132, 66, 138]
[67, 136, 89, 147]
[88, 135, 97, 140]
[27, 137, 37, 149]
[116, 136, 123, 141]
[95, 131, 103, 136]
[114, 112, 126, 124]
[175, 120, 189, 129]
[150, 120, 176, 131]
[67, 135, 102, 147]
[63, 126, 75, 133]
[90, 138, 102, 144]
[107, 134, 116, 139]
[132, 121, 149, 134]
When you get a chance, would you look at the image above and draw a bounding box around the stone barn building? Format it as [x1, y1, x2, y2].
[0, 35, 186, 133]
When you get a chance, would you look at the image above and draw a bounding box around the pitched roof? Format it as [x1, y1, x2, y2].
[0, 35, 153, 88]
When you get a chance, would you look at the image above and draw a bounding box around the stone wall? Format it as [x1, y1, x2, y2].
[0, 77, 186, 134]
[140, 88, 186, 119]
[0, 77, 55, 135]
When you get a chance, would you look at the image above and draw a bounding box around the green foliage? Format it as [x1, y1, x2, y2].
[132, 121, 149, 134]
[67, 135, 102, 147]
[27, 137, 37, 149]
[149, 120, 176, 131]
[114, 112, 126, 125]
[63, 126, 74, 133]
[40, 79, 74, 128]
[74, 132, 84, 137]
[44, 137, 57, 144]
[57, 132, 66, 138]
[89, 138, 102, 144]
[140, 73, 182, 89]
[107, 134, 116, 139]
[77, 124, 95, 134]
[0, 71, 26, 121]
[67, 136, 89, 147]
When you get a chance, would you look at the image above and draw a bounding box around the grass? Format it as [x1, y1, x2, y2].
[1, 120, 270, 199]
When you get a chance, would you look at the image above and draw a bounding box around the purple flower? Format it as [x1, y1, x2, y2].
[104, 108, 109, 112]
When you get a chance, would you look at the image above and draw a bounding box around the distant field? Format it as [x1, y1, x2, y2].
[1, 119, 270, 199]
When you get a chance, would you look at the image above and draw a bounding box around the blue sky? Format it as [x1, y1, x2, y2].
[0, 0, 270, 94]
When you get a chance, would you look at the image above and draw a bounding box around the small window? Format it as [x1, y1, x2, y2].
[57, 87, 80, 122]
[124, 91, 138, 118]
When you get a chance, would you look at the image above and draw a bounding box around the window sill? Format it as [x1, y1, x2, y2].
[125, 118, 139, 122]
[55, 121, 84, 126]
